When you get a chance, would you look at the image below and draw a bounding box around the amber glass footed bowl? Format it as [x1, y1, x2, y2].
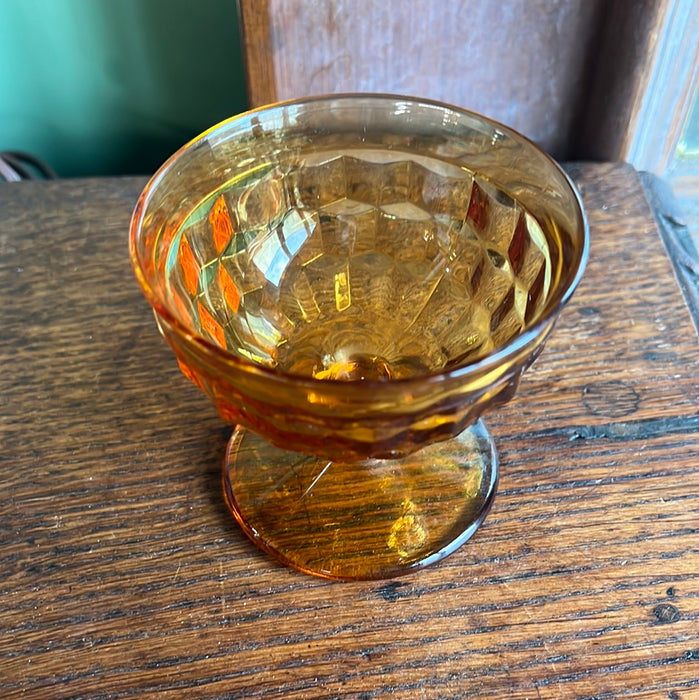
[130, 95, 588, 580]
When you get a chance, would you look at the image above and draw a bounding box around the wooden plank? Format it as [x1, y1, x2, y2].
[570, 0, 699, 168]
[0, 164, 698, 697]
[238, 0, 277, 108]
[239, 0, 601, 156]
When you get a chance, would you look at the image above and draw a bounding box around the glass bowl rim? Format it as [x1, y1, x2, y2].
[129, 92, 590, 389]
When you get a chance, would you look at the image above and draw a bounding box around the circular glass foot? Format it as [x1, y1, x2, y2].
[222, 421, 498, 580]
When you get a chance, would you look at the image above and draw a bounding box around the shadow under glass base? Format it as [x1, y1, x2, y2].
[222, 420, 498, 580]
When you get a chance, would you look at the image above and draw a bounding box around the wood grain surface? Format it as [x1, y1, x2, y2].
[239, 0, 601, 157]
[1, 164, 698, 698]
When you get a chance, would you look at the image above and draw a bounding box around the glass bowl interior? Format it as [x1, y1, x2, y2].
[130, 94, 588, 459]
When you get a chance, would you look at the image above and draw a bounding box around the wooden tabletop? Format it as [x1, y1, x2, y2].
[1, 163, 698, 698]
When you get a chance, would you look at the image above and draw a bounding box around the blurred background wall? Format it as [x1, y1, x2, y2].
[1, 0, 697, 194]
[0, 0, 247, 176]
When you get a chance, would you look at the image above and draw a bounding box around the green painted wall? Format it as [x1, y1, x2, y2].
[0, 0, 248, 176]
